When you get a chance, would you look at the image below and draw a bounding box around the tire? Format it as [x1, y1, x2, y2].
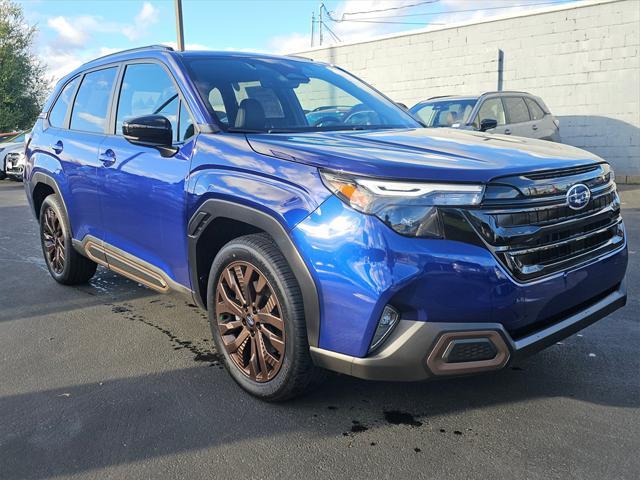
[207, 233, 324, 401]
[39, 194, 97, 285]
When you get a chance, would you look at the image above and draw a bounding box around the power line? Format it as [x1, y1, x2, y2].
[313, 0, 563, 44]
[323, 22, 342, 43]
[332, 19, 444, 26]
[337, 0, 440, 19]
[341, 0, 568, 21]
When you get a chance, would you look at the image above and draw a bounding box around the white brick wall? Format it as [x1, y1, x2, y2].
[295, 0, 640, 181]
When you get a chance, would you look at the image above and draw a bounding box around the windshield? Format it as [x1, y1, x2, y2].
[184, 56, 420, 133]
[410, 99, 477, 128]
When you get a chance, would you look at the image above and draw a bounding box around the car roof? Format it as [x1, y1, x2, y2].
[60, 45, 316, 84]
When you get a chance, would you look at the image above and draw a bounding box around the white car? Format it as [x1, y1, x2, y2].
[0, 131, 27, 181]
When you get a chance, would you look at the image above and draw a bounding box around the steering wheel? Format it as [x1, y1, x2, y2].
[344, 109, 377, 125]
[313, 117, 342, 127]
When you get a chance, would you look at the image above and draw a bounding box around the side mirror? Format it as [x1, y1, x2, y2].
[480, 118, 498, 132]
[122, 115, 177, 157]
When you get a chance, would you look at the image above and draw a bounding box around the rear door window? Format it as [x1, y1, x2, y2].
[504, 97, 531, 124]
[116, 63, 179, 142]
[525, 98, 545, 121]
[49, 77, 80, 128]
[70, 67, 118, 133]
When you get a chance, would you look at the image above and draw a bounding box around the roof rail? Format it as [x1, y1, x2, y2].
[426, 95, 461, 100]
[86, 44, 175, 65]
[481, 90, 530, 96]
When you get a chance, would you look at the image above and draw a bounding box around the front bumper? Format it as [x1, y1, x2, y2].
[310, 281, 626, 381]
[4, 153, 25, 179]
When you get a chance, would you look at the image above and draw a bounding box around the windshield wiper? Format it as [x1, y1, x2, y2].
[226, 127, 267, 134]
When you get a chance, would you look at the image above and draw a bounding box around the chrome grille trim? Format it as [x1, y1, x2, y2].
[466, 166, 625, 282]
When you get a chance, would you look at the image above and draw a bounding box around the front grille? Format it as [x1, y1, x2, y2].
[466, 163, 625, 282]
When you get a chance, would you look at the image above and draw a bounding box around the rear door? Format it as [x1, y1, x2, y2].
[97, 61, 197, 288]
[503, 96, 535, 138]
[524, 97, 556, 140]
[41, 66, 119, 241]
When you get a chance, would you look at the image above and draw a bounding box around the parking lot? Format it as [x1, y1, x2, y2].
[0, 180, 638, 480]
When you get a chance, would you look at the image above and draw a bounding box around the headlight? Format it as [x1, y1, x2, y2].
[320, 170, 484, 238]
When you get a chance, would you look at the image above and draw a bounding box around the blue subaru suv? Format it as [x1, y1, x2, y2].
[25, 46, 627, 400]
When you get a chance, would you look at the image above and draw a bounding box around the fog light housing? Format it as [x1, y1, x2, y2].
[368, 305, 400, 353]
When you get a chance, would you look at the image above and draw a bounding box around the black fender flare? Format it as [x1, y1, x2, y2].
[29, 172, 73, 236]
[188, 199, 320, 348]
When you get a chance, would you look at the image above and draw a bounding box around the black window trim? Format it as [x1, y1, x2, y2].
[109, 58, 199, 145]
[44, 74, 82, 131]
[68, 63, 122, 136]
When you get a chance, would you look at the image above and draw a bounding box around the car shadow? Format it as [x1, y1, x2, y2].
[1, 310, 638, 480]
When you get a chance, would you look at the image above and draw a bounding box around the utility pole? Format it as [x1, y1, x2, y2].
[311, 12, 315, 47]
[174, 0, 185, 51]
[318, 3, 323, 46]
[497, 49, 504, 91]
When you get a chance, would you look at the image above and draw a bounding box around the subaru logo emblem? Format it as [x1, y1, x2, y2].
[566, 183, 591, 210]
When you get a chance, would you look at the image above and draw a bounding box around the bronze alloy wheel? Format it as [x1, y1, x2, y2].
[215, 261, 286, 382]
[42, 206, 65, 275]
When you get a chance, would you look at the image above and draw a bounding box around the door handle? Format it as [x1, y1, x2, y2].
[98, 149, 116, 167]
[50, 141, 63, 154]
[532, 124, 538, 130]
[504, 128, 512, 135]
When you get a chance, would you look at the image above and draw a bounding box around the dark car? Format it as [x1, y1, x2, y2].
[25, 46, 626, 401]
[410, 92, 561, 142]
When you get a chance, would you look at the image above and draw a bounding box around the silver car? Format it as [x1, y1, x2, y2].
[0, 131, 27, 181]
[410, 91, 561, 142]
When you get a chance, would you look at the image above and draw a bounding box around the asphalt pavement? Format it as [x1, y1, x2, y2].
[1, 179, 638, 480]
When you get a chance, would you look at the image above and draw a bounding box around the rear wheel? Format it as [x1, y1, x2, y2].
[39, 194, 97, 285]
[207, 233, 323, 401]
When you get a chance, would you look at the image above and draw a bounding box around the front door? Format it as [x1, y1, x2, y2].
[98, 62, 196, 288]
[474, 97, 508, 136]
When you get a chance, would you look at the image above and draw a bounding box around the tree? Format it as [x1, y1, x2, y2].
[0, 0, 47, 132]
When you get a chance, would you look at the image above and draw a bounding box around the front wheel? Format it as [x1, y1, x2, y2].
[39, 194, 97, 285]
[207, 233, 324, 401]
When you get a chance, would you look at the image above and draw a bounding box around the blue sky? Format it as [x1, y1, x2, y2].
[18, 0, 578, 82]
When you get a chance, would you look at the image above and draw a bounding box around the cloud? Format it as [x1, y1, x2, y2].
[269, 32, 311, 54]
[432, 0, 573, 24]
[41, 2, 162, 82]
[122, 2, 160, 41]
[47, 15, 93, 48]
[45, 2, 160, 49]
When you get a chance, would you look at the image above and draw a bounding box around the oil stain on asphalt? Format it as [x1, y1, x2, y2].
[110, 300, 474, 445]
[383, 410, 423, 427]
[109, 302, 224, 368]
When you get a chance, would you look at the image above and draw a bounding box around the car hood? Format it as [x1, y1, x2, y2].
[0, 141, 24, 153]
[246, 128, 603, 183]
